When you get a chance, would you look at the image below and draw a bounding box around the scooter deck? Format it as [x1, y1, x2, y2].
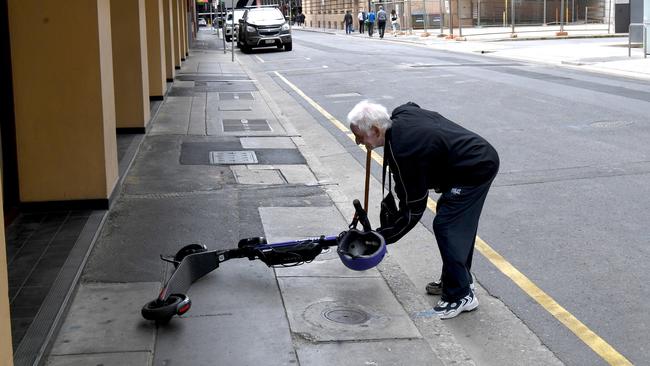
[157, 250, 220, 301]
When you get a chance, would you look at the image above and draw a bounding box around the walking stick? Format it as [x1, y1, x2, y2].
[364, 149, 371, 213]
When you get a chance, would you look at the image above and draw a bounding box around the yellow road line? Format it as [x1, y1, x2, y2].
[274, 72, 348, 133]
[475, 237, 632, 366]
[275, 70, 632, 366]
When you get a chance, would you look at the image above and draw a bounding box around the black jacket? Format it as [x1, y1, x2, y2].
[377, 102, 499, 244]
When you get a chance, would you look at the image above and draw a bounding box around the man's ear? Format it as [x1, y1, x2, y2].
[370, 125, 380, 137]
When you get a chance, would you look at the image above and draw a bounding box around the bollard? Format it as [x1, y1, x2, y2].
[629, 23, 646, 57]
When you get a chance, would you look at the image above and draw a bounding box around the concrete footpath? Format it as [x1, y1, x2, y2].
[36, 26, 647, 366]
[41, 32, 477, 366]
[300, 22, 650, 81]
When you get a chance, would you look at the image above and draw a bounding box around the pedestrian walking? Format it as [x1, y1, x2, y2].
[390, 9, 399, 35]
[366, 9, 376, 37]
[376, 6, 387, 38]
[358, 9, 366, 33]
[344, 10, 353, 34]
[346, 100, 500, 320]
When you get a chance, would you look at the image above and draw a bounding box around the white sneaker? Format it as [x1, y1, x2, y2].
[433, 290, 479, 319]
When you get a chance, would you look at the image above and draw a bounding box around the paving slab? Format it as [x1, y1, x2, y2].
[276, 165, 319, 185]
[219, 62, 248, 74]
[247, 164, 319, 185]
[151, 257, 296, 365]
[185, 257, 285, 316]
[259, 206, 346, 243]
[46, 352, 151, 366]
[123, 135, 236, 195]
[218, 100, 253, 111]
[148, 96, 191, 135]
[260, 206, 377, 277]
[240, 136, 296, 149]
[278, 276, 421, 341]
[231, 165, 286, 184]
[197, 62, 222, 73]
[49, 282, 158, 355]
[172, 80, 195, 88]
[188, 94, 207, 135]
[295, 338, 442, 366]
[206, 93, 287, 136]
[259, 206, 419, 340]
[153, 311, 296, 366]
[82, 191, 240, 283]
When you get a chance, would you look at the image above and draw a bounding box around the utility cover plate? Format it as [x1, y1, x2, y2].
[223, 119, 271, 132]
[209, 151, 258, 165]
[219, 92, 254, 100]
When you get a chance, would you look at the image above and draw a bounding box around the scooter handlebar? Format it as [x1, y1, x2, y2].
[352, 199, 372, 232]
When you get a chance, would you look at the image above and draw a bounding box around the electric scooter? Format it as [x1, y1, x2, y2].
[141, 199, 376, 323]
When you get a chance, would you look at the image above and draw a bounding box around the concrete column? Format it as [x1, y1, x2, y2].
[163, 0, 176, 80]
[172, 0, 183, 66]
[145, 0, 167, 99]
[0, 179, 12, 366]
[111, 0, 150, 130]
[7, 0, 118, 203]
[180, 0, 188, 59]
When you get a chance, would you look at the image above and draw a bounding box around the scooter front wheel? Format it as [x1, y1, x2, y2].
[141, 294, 191, 323]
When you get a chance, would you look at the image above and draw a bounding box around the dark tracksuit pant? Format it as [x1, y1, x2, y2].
[433, 175, 496, 302]
[378, 20, 386, 38]
[379, 102, 500, 304]
[359, 20, 365, 33]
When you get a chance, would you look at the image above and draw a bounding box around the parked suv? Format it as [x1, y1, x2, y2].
[237, 7, 292, 52]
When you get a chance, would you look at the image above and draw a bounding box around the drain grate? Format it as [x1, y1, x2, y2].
[223, 119, 271, 132]
[322, 307, 369, 325]
[209, 151, 258, 164]
[219, 92, 254, 100]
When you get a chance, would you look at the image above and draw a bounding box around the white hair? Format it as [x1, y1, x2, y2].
[347, 100, 392, 134]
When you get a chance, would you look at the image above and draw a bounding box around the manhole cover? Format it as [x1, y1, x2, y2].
[322, 307, 369, 324]
[219, 92, 254, 100]
[209, 151, 258, 164]
[223, 119, 271, 132]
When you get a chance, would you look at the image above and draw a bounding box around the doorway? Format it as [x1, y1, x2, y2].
[1, 1, 20, 225]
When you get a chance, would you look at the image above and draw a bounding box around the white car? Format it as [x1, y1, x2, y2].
[198, 18, 207, 27]
[224, 9, 245, 41]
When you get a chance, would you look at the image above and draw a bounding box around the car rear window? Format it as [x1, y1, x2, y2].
[247, 8, 284, 22]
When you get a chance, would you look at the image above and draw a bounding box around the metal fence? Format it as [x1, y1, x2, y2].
[473, 0, 606, 26]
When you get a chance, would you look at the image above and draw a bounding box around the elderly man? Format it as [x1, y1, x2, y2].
[347, 100, 499, 319]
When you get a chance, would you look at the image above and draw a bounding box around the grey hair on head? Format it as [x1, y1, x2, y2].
[347, 100, 392, 134]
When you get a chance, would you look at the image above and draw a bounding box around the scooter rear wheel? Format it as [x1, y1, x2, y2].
[141, 294, 191, 323]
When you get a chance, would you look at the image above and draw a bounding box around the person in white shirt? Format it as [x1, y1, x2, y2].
[357, 9, 365, 34]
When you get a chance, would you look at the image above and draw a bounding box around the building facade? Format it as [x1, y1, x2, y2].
[300, 0, 609, 31]
[1, 1, 196, 365]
